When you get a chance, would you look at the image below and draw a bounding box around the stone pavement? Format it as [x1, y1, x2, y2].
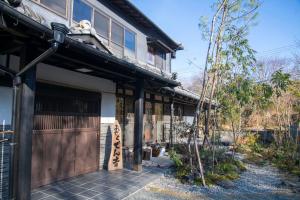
[31, 156, 171, 200]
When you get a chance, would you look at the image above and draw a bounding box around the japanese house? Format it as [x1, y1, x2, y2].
[0, 0, 206, 199]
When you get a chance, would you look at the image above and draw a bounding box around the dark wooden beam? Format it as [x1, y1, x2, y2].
[0, 45, 22, 54]
[133, 79, 144, 171]
[0, 39, 23, 54]
[13, 47, 36, 200]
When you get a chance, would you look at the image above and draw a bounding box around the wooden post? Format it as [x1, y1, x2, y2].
[170, 99, 174, 147]
[133, 79, 144, 171]
[13, 48, 36, 200]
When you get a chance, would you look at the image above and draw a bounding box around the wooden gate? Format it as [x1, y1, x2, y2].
[31, 83, 101, 188]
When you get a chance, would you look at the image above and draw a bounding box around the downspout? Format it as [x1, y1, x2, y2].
[7, 22, 69, 199]
[16, 23, 69, 76]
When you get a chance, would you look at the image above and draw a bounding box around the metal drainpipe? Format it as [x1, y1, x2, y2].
[16, 23, 69, 76]
[7, 22, 69, 199]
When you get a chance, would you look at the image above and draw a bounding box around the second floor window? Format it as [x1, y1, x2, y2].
[73, 0, 92, 22]
[39, 0, 67, 17]
[156, 50, 166, 70]
[125, 29, 136, 52]
[94, 11, 109, 39]
[111, 22, 124, 46]
[147, 46, 155, 65]
[70, 0, 137, 57]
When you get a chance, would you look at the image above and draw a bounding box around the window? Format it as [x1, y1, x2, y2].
[73, 0, 92, 22]
[146, 93, 151, 99]
[125, 89, 133, 96]
[39, 0, 67, 16]
[147, 46, 155, 65]
[155, 95, 162, 101]
[111, 21, 124, 46]
[125, 29, 136, 52]
[156, 50, 166, 70]
[94, 11, 109, 38]
[166, 53, 171, 73]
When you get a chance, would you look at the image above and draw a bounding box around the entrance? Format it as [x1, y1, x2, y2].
[31, 83, 101, 188]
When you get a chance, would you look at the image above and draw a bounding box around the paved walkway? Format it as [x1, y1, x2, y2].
[31, 156, 173, 200]
[31, 166, 165, 200]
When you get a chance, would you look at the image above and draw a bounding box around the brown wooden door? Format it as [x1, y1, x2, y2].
[31, 83, 101, 188]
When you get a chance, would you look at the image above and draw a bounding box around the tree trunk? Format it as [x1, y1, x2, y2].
[193, 125, 206, 186]
[187, 133, 193, 172]
[202, 1, 228, 147]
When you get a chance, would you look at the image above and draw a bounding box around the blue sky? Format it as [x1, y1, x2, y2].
[130, 0, 300, 83]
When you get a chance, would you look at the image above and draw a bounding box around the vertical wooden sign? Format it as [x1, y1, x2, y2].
[108, 120, 123, 170]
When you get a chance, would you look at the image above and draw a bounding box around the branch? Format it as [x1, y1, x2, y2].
[228, 4, 260, 23]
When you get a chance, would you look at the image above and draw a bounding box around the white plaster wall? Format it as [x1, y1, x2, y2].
[37, 63, 115, 93]
[0, 87, 13, 126]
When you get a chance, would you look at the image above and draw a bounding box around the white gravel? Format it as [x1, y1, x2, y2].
[126, 156, 300, 200]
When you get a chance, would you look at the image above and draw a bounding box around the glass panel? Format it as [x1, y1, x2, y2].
[174, 104, 184, 121]
[125, 29, 135, 52]
[124, 98, 134, 147]
[40, 0, 66, 16]
[144, 102, 154, 143]
[164, 96, 170, 102]
[73, 0, 92, 22]
[155, 50, 166, 70]
[163, 104, 171, 142]
[163, 104, 171, 115]
[117, 88, 123, 94]
[111, 22, 124, 46]
[125, 89, 133, 96]
[94, 11, 109, 38]
[146, 93, 151, 99]
[155, 95, 162, 101]
[147, 46, 155, 65]
[166, 53, 172, 73]
[154, 103, 163, 143]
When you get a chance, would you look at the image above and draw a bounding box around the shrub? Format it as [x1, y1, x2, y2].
[205, 172, 227, 186]
[169, 150, 183, 168]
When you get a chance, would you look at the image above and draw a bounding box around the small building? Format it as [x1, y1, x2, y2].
[0, 0, 207, 199]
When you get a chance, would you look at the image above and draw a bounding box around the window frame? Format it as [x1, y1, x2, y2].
[93, 10, 110, 40]
[111, 20, 125, 47]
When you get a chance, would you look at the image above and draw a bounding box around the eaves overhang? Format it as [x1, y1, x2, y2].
[0, 1, 180, 88]
[162, 86, 218, 108]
